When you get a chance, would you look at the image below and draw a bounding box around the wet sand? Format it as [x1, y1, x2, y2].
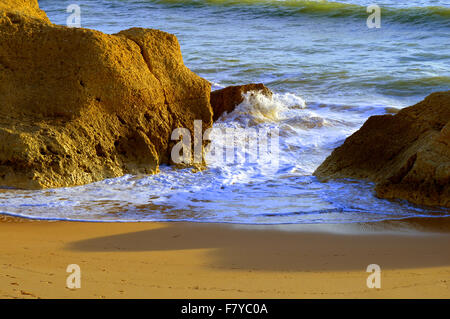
[0, 215, 449, 298]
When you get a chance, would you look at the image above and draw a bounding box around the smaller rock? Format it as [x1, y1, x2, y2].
[210, 83, 272, 121]
[314, 91, 450, 208]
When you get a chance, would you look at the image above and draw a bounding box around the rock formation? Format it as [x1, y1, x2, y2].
[314, 91, 450, 208]
[0, 0, 212, 189]
[210, 83, 272, 121]
[0, 0, 50, 22]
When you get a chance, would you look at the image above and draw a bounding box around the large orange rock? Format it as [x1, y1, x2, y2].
[0, 0, 50, 22]
[314, 91, 450, 208]
[210, 83, 272, 121]
[0, 1, 212, 189]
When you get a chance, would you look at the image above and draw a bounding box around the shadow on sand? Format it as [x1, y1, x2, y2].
[66, 217, 450, 271]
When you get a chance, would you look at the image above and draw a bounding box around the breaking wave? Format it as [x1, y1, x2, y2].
[153, 0, 450, 26]
[1, 90, 448, 223]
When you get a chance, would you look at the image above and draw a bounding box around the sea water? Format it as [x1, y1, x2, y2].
[0, 0, 449, 223]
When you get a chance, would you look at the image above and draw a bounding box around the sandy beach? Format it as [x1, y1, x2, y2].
[1, 0, 449, 302]
[1, 216, 449, 299]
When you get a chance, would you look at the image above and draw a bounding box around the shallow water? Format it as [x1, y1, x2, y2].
[0, 0, 449, 223]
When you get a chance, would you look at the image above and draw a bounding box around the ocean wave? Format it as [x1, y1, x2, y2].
[153, 0, 450, 26]
[217, 91, 306, 125]
[358, 76, 450, 97]
[1, 86, 447, 223]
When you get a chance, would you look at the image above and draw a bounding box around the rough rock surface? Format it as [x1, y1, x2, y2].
[314, 91, 450, 208]
[0, 0, 212, 189]
[0, 0, 50, 22]
[210, 83, 272, 121]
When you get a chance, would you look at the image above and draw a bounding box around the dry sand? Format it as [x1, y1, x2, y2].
[0, 215, 449, 299]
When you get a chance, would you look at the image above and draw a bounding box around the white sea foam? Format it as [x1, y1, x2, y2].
[16, 0, 448, 223]
[0, 89, 448, 223]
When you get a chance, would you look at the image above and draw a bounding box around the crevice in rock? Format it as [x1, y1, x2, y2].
[387, 153, 417, 184]
[124, 36, 170, 107]
[116, 115, 126, 125]
[122, 35, 178, 164]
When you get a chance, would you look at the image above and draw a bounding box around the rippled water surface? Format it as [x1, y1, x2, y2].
[0, 0, 449, 223]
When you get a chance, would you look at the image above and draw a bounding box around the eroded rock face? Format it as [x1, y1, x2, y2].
[314, 91, 450, 208]
[0, 1, 212, 189]
[0, 0, 50, 22]
[210, 83, 272, 121]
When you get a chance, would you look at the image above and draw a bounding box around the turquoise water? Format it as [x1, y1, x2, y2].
[0, 0, 449, 223]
